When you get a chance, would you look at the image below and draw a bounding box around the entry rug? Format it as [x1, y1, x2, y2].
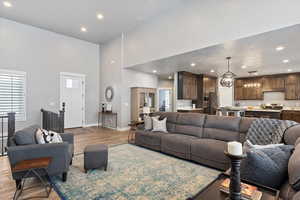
[51, 144, 220, 200]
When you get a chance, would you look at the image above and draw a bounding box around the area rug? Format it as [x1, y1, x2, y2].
[51, 144, 220, 200]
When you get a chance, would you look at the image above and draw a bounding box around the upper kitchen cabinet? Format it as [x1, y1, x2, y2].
[178, 71, 198, 100]
[262, 75, 285, 92]
[285, 74, 300, 100]
[234, 73, 300, 101]
[234, 78, 263, 100]
[203, 76, 217, 97]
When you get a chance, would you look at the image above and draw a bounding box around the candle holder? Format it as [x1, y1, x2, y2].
[224, 151, 247, 200]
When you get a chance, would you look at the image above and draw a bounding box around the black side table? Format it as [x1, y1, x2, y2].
[188, 173, 279, 200]
[12, 157, 52, 200]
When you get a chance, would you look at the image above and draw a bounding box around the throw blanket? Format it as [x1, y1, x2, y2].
[246, 118, 298, 145]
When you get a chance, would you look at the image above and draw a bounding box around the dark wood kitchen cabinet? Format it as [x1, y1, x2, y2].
[178, 72, 198, 100]
[285, 74, 300, 100]
[234, 78, 263, 100]
[281, 110, 300, 123]
[234, 72, 300, 101]
[262, 75, 285, 92]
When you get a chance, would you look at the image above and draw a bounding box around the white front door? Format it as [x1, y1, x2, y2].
[60, 73, 85, 128]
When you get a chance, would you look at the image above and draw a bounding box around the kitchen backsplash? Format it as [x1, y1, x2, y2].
[177, 100, 192, 108]
[235, 92, 300, 107]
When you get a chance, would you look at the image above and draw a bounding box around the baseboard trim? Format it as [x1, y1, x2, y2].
[83, 123, 99, 127]
[117, 126, 130, 131]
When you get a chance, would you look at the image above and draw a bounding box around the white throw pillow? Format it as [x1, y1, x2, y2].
[152, 117, 168, 133]
[144, 115, 159, 130]
[36, 128, 63, 144]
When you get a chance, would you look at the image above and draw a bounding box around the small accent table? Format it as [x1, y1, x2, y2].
[98, 111, 118, 129]
[188, 173, 279, 200]
[128, 121, 144, 144]
[12, 157, 52, 200]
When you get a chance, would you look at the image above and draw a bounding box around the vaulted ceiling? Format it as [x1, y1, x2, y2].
[0, 0, 183, 43]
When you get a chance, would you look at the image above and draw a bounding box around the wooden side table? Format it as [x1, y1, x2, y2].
[128, 121, 144, 144]
[12, 157, 52, 200]
[188, 173, 279, 200]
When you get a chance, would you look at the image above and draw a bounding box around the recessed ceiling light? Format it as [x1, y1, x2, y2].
[81, 27, 87, 32]
[168, 76, 172, 79]
[3, 1, 12, 7]
[276, 46, 285, 51]
[152, 70, 157, 73]
[288, 69, 293, 72]
[110, 60, 115, 64]
[210, 69, 215, 73]
[283, 59, 289, 63]
[241, 65, 247, 69]
[190, 63, 196, 67]
[97, 13, 104, 20]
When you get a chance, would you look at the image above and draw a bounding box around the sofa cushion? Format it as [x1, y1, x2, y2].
[190, 139, 228, 168]
[289, 143, 300, 191]
[284, 124, 300, 145]
[15, 125, 40, 145]
[203, 115, 241, 142]
[239, 117, 255, 143]
[241, 145, 294, 189]
[161, 134, 196, 159]
[280, 181, 297, 200]
[174, 113, 206, 137]
[135, 130, 165, 148]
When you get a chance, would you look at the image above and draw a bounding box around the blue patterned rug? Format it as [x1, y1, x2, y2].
[50, 144, 220, 200]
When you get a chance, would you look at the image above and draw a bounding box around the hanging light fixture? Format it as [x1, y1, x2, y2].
[220, 57, 236, 87]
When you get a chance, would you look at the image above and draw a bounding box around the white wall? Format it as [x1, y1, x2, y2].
[123, 0, 300, 68]
[218, 78, 234, 107]
[100, 35, 158, 129]
[0, 18, 100, 129]
[158, 79, 173, 89]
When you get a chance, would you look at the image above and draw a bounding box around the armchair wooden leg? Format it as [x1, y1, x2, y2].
[15, 179, 21, 190]
[62, 172, 67, 182]
[70, 159, 73, 166]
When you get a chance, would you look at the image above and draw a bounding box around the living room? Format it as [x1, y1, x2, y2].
[1, 0, 300, 200]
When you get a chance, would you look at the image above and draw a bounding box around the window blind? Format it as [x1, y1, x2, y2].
[0, 70, 26, 121]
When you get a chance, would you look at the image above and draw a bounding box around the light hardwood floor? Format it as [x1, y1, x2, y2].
[0, 127, 130, 200]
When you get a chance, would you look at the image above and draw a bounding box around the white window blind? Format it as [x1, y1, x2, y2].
[0, 70, 26, 121]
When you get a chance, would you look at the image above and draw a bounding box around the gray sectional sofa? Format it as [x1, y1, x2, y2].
[135, 112, 300, 200]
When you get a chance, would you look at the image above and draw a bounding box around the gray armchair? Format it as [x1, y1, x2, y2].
[7, 128, 74, 187]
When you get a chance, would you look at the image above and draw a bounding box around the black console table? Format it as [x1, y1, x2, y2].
[98, 112, 118, 129]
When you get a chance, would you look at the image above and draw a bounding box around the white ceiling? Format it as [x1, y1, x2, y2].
[0, 0, 183, 43]
[129, 24, 300, 79]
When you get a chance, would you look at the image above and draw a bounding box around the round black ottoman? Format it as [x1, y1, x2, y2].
[84, 144, 108, 173]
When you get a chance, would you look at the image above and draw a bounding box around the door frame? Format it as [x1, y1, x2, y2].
[60, 72, 86, 128]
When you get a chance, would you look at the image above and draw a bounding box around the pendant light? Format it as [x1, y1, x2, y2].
[220, 57, 236, 87]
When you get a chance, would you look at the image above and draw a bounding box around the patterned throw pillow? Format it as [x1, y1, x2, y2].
[152, 117, 168, 133]
[36, 128, 63, 144]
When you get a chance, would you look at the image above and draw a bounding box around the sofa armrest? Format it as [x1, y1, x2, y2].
[7, 143, 70, 177]
[60, 132, 74, 145]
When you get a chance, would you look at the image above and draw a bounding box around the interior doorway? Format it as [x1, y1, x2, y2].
[158, 88, 173, 112]
[60, 72, 85, 128]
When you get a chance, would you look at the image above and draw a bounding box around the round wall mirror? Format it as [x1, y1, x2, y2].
[105, 86, 114, 102]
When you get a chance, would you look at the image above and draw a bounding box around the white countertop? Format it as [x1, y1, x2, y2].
[177, 107, 203, 111]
